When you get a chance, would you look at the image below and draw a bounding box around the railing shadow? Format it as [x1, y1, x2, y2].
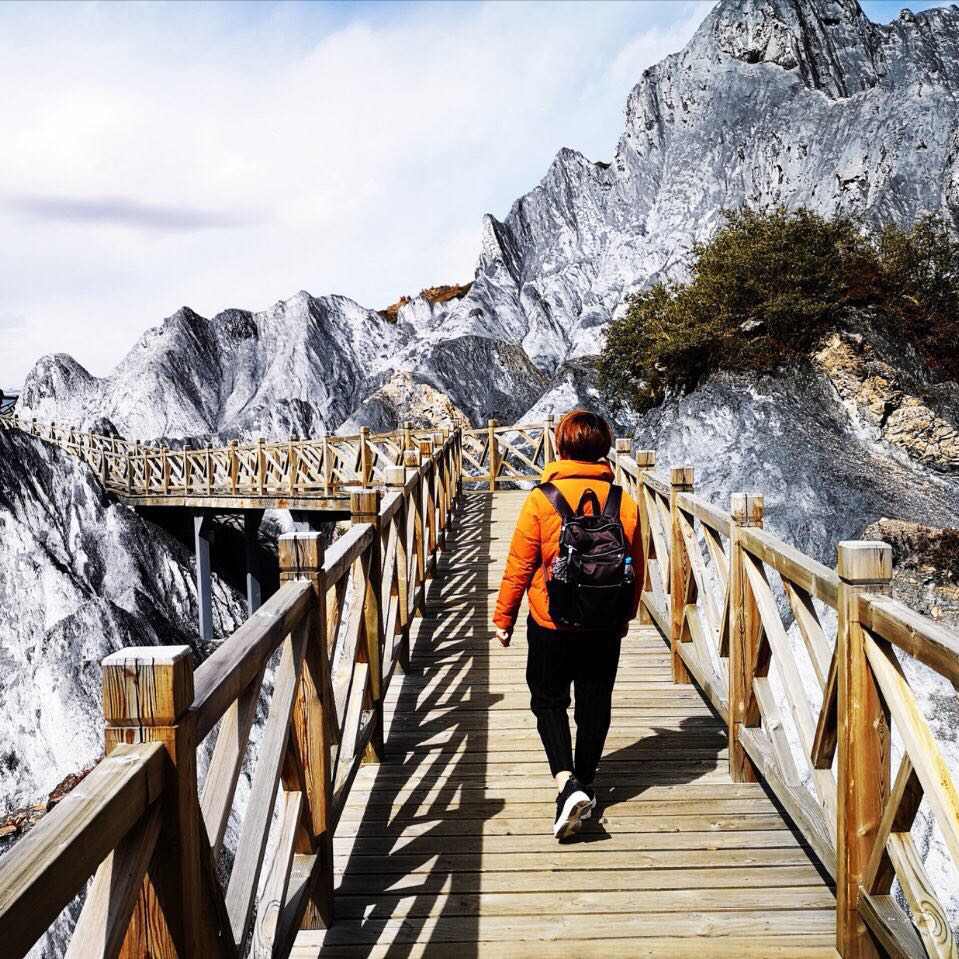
[324, 491, 504, 956]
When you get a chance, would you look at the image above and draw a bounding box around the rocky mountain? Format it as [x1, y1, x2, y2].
[18, 0, 959, 440]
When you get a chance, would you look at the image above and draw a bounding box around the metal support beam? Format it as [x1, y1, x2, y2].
[244, 509, 264, 615]
[193, 512, 214, 642]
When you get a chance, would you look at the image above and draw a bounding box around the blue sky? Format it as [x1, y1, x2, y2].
[0, 0, 953, 385]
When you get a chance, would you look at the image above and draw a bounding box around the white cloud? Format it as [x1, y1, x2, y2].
[0, 0, 713, 384]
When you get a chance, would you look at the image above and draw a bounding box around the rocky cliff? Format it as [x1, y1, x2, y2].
[18, 0, 959, 440]
[0, 427, 245, 824]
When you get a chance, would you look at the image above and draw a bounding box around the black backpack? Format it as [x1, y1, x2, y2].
[538, 481, 635, 629]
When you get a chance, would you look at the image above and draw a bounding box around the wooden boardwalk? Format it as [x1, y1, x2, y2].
[293, 491, 839, 958]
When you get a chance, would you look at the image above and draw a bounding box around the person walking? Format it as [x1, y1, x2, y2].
[492, 410, 644, 840]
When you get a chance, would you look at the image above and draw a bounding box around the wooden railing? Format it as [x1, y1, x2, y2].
[0, 429, 461, 958]
[613, 447, 959, 959]
[461, 418, 556, 488]
[0, 407, 456, 500]
[0, 406, 562, 498]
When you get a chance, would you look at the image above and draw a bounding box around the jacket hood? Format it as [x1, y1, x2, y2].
[541, 459, 615, 483]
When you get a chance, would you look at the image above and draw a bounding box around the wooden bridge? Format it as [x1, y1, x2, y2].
[0, 415, 957, 958]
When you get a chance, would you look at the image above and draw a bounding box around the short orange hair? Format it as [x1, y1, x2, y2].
[555, 409, 612, 462]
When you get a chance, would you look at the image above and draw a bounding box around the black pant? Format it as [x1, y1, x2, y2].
[525, 615, 622, 784]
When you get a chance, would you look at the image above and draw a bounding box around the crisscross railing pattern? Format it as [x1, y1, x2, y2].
[614, 447, 959, 959]
[461, 418, 556, 488]
[0, 407, 450, 501]
[0, 429, 461, 958]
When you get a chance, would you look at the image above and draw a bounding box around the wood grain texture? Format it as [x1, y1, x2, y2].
[292, 490, 837, 957]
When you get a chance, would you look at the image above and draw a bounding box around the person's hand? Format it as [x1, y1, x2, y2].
[495, 627, 512, 647]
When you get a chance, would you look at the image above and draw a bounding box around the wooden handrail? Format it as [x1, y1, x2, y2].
[0, 426, 463, 958]
[6, 416, 958, 957]
[0, 743, 165, 957]
[612, 443, 959, 959]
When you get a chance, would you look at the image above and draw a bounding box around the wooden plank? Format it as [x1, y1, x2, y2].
[0, 744, 164, 959]
[226, 629, 307, 949]
[862, 756, 924, 895]
[193, 581, 312, 740]
[811, 650, 838, 770]
[885, 832, 956, 959]
[65, 804, 161, 959]
[857, 889, 927, 959]
[863, 633, 959, 871]
[294, 939, 842, 959]
[330, 886, 837, 919]
[296, 910, 837, 946]
[201, 666, 265, 859]
[676, 491, 732, 537]
[251, 791, 303, 959]
[739, 726, 837, 879]
[740, 527, 839, 608]
[858, 592, 959, 688]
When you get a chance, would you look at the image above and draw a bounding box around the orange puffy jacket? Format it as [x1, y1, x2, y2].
[493, 459, 644, 632]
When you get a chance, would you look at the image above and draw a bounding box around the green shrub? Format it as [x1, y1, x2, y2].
[599, 207, 959, 411]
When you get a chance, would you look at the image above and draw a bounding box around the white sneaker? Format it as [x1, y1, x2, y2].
[553, 777, 591, 840]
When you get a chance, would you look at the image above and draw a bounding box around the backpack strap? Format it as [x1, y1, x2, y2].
[536, 482, 575, 522]
[577, 487, 603, 517]
[602, 483, 623, 519]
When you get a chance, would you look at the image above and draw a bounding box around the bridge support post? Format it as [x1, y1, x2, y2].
[290, 509, 321, 532]
[635, 451, 656, 626]
[193, 512, 214, 643]
[244, 509, 264, 614]
[836, 541, 893, 959]
[669, 468, 694, 685]
[101, 645, 225, 956]
[351, 488, 385, 763]
[278, 532, 335, 930]
[728, 493, 764, 783]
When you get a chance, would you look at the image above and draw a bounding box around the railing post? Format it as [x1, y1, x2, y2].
[256, 436, 266, 495]
[614, 438, 631, 484]
[205, 446, 213, 494]
[183, 442, 193, 493]
[360, 426, 372, 486]
[322, 432, 332, 494]
[419, 440, 437, 564]
[669, 467, 694, 685]
[386, 466, 412, 673]
[162, 445, 171, 494]
[229, 439, 239, 494]
[288, 434, 298, 494]
[101, 645, 217, 956]
[728, 493, 764, 783]
[432, 432, 448, 546]
[278, 532, 334, 928]
[405, 450, 426, 593]
[403, 420, 414, 455]
[544, 414, 555, 463]
[351, 488, 385, 762]
[635, 451, 656, 626]
[488, 418, 498, 491]
[836, 541, 893, 959]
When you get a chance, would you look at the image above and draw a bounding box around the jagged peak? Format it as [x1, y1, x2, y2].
[694, 0, 882, 99]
